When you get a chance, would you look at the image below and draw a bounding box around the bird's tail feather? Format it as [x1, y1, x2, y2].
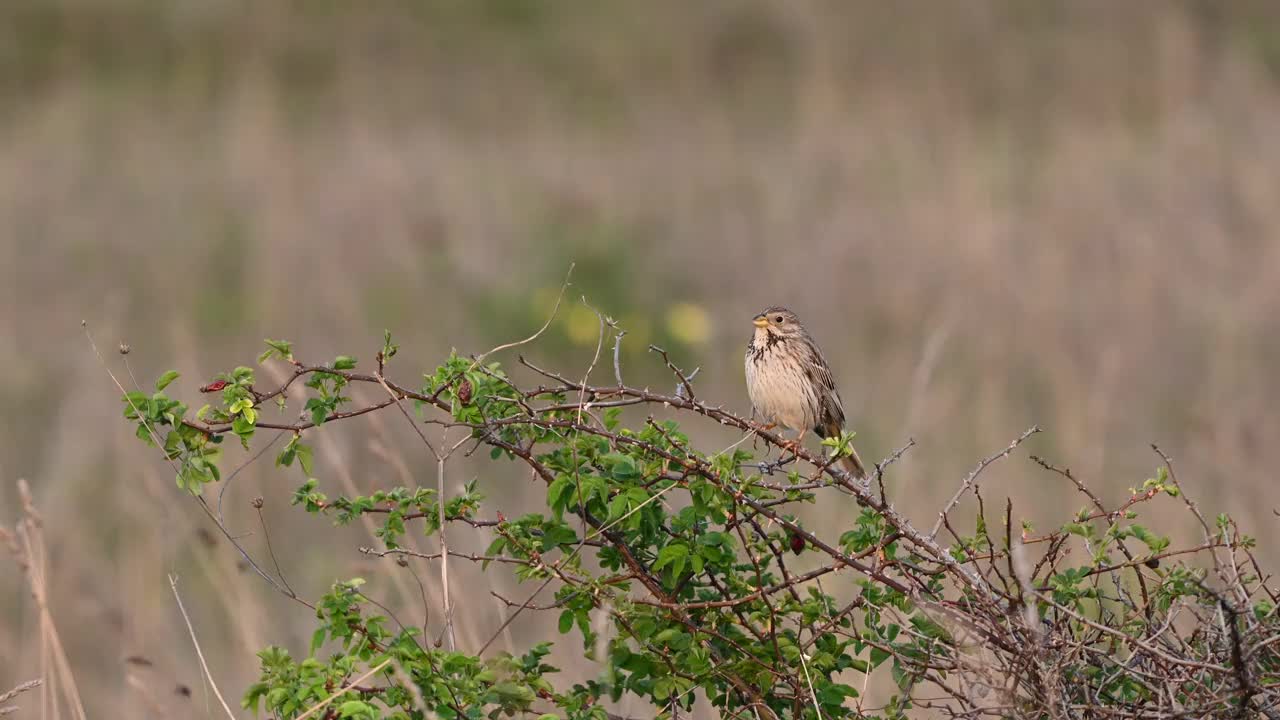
[839, 449, 867, 481]
[818, 421, 868, 481]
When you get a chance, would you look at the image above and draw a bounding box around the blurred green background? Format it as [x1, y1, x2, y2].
[5, 0, 1280, 716]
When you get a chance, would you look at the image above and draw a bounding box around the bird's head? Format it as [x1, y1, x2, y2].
[752, 306, 805, 342]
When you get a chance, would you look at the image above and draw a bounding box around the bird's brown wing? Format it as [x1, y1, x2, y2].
[799, 336, 867, 480]
[799, 340, 847, 435]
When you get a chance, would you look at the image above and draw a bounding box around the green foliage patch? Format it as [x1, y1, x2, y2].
[121, 334, 1280, 719]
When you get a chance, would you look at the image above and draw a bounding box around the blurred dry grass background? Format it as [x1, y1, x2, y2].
[4, 0, 1280, 716]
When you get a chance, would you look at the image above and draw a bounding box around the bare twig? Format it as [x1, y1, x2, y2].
[931, 426, 1040, 539]
[435, 455, 456, 651]
[169, 575, 237, 720]
[217, 429, 286, 523]
[612, 329, 627, 386]
[649, 344, 699, 400]
[872, 437, 918, 505]
[255, 501, 296, 599]
[471, 262, 574, 367]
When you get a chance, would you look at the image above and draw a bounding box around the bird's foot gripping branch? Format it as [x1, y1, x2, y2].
[120, 334, 1280, 719]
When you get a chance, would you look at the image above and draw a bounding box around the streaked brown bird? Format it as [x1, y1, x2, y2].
[744, 306, 868, 480]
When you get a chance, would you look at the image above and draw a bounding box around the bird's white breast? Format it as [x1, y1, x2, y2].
[745, 340, 820, 432]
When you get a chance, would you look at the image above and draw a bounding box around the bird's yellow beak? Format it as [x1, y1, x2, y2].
[752, 315, 768, 328]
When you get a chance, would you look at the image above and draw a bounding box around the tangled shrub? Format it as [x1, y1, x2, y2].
[120, 331, 1279, 719]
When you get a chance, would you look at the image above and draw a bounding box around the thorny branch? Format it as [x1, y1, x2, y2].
[113, 329, 1280, 719]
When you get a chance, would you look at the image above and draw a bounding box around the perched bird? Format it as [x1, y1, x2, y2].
[744, 306, 868, 480]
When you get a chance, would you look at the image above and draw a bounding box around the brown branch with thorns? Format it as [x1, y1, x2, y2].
[110, 326, 1280, 719]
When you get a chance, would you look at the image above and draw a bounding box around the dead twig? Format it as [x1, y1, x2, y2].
[169, 574, 237, 720]
[931, 426, 1040, 539]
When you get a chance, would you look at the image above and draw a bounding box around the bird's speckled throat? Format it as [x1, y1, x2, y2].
[746, 328, 784, 362]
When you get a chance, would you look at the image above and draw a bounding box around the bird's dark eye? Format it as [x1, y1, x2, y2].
[774, 315, 783, 323]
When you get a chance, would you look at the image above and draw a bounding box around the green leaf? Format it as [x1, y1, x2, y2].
[604, 453, 639, 480]
[910, 614, 951, 641]
[276, 435, 299, 467]
[242, 682, 269, 712]
[891, 661, 915, 691]
[818, 682, 858, 705]
[265, 687, 288, 710]
[260, 339, 294, 364]
[333, 355, 358, 370]
[306, 398, 330, 426]
[654, 543, 689, 578]
[607, 493, 630, 523]
[122, 390, 149, 417]
[232, 416, 255, 448]
[558, 609, 574, 634]
[155, 370, 181, 392]
[296, 443, 314, 476]
[381, 330, 399, 362]
[338, 700, 374, 718]
[490, 681, 535, 706]
[546, 476, 574, 517]
[310, 627, 326, 655]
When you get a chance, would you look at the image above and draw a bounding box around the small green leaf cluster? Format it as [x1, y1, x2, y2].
[289, 479, 486, 550]
[194, 366, 260, 447]
[486, 514, 580, 579]
[304, 362, 355, 427]
[819, 430, 858, 460]
[245, 582, 612, 719]
[1060, 514, 1172, 567]
[1137, 466, 1179, 497]
[420, 352, 524, 430]
[122, 371, 223, 493]
[276, 433, 315, 476]
[258, 338, 295, 364]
